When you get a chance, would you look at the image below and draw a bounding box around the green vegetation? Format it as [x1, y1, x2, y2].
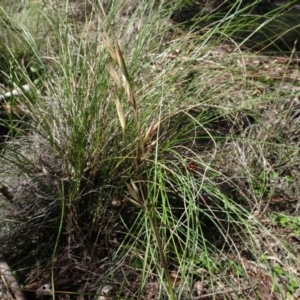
[0, 1, 299, 299]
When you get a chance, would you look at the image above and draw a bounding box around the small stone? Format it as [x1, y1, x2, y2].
[36, 284, 53, 298]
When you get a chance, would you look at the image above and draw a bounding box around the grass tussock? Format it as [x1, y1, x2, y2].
[0, 0, 300, 299]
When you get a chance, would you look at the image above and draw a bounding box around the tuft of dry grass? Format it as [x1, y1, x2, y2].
[0, 1, 300, 299]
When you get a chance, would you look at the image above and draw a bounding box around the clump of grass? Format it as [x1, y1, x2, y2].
[0, 0, 300, 299]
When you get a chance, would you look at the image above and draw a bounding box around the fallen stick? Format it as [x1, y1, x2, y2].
[0, 84, 30, 100]
[0, 255, 27, 300]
